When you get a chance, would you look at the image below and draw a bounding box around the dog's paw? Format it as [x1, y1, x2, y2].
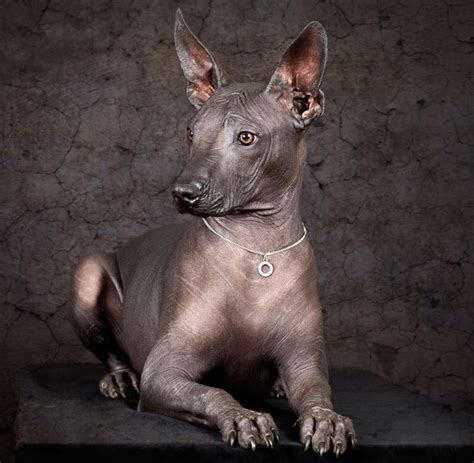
[298, 406, 356, 457]
[99, 367, 140, 399]
[218, 409, 279, 450]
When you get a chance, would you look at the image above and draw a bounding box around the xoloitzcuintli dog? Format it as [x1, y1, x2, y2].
[71, 9, 357, 456]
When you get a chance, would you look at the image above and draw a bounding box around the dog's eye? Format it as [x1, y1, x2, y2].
[187, 128, 193, 142]
[238, 131, 256, 146]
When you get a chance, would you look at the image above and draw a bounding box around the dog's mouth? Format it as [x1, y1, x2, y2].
[173, 192, 229, 217]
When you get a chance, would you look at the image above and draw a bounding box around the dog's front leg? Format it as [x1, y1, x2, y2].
[138, 339, 279, 450]
[278, 330, 357, 457]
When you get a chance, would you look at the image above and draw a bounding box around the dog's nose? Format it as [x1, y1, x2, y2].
[172, 180, 204, 206]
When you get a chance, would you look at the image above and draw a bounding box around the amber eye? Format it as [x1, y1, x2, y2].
[238, 131, 256, 146]
[187, 128, 193, 142]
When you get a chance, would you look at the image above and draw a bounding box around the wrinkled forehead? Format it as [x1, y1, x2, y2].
[191, 84, 283, 132]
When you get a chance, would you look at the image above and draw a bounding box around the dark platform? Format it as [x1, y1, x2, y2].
[14, 364, 474, 463]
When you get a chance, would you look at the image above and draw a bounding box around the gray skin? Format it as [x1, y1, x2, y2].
[71, 9, 356, 457]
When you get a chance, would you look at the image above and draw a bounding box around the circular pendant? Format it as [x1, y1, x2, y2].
[258, 260, 274, 277]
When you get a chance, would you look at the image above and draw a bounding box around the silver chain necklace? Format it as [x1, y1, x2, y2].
[202, 218, 307, 277]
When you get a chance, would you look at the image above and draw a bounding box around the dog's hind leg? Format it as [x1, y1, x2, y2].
[71, 253, 139, 399]
[270, 377, 286, 399]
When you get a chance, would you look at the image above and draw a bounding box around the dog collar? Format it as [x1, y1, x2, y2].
[202, 218, 307, 278]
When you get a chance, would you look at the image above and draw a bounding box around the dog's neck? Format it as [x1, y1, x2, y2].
[205, 156, 306, 252]
[206, 205, 303, 254]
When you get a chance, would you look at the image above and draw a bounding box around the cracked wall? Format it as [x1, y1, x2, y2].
[1, 0, 473, 458]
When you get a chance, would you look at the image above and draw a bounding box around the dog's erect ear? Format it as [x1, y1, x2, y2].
[175, 9, 228, 109]
[266, 22, 327, 129]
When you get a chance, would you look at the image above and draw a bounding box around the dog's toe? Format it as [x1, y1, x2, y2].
[99, 368, 140, 399]
[298, 407, 356, 456]
[220, 409, 279, 450]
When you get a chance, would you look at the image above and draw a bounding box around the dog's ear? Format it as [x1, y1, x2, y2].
[266, 22, 327, 129]
[175, 9, 228, 109]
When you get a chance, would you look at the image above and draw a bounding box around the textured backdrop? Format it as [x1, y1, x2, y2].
[1, 0, 473, 459]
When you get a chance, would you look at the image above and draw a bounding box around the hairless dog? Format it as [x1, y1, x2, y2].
[71, 9, 357, 456]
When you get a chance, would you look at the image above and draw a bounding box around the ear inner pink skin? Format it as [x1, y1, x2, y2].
[71, 8, 356, 456]
[174, 9, 229, 109]
[266, 21, 327, 128]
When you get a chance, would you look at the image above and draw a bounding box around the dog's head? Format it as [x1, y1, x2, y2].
[172, 9, 327, 217]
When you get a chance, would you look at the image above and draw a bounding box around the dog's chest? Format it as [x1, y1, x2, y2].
[203, 340, 278, 397]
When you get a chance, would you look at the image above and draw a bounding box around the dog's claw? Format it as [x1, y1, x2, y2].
[264, 435, 274, 449]
[275, 432, 280, 443]
[350, 435, 356, 448]
[304, 435, 312, 451]
[319, 442, 325, 456]
[335, 443, 342, 458]
[132, 380, 140, 394]
[229, 430, 236, 447]
[249, 437, 257, 451]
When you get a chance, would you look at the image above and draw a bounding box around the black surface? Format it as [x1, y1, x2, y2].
[14, 364, 474, 462]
